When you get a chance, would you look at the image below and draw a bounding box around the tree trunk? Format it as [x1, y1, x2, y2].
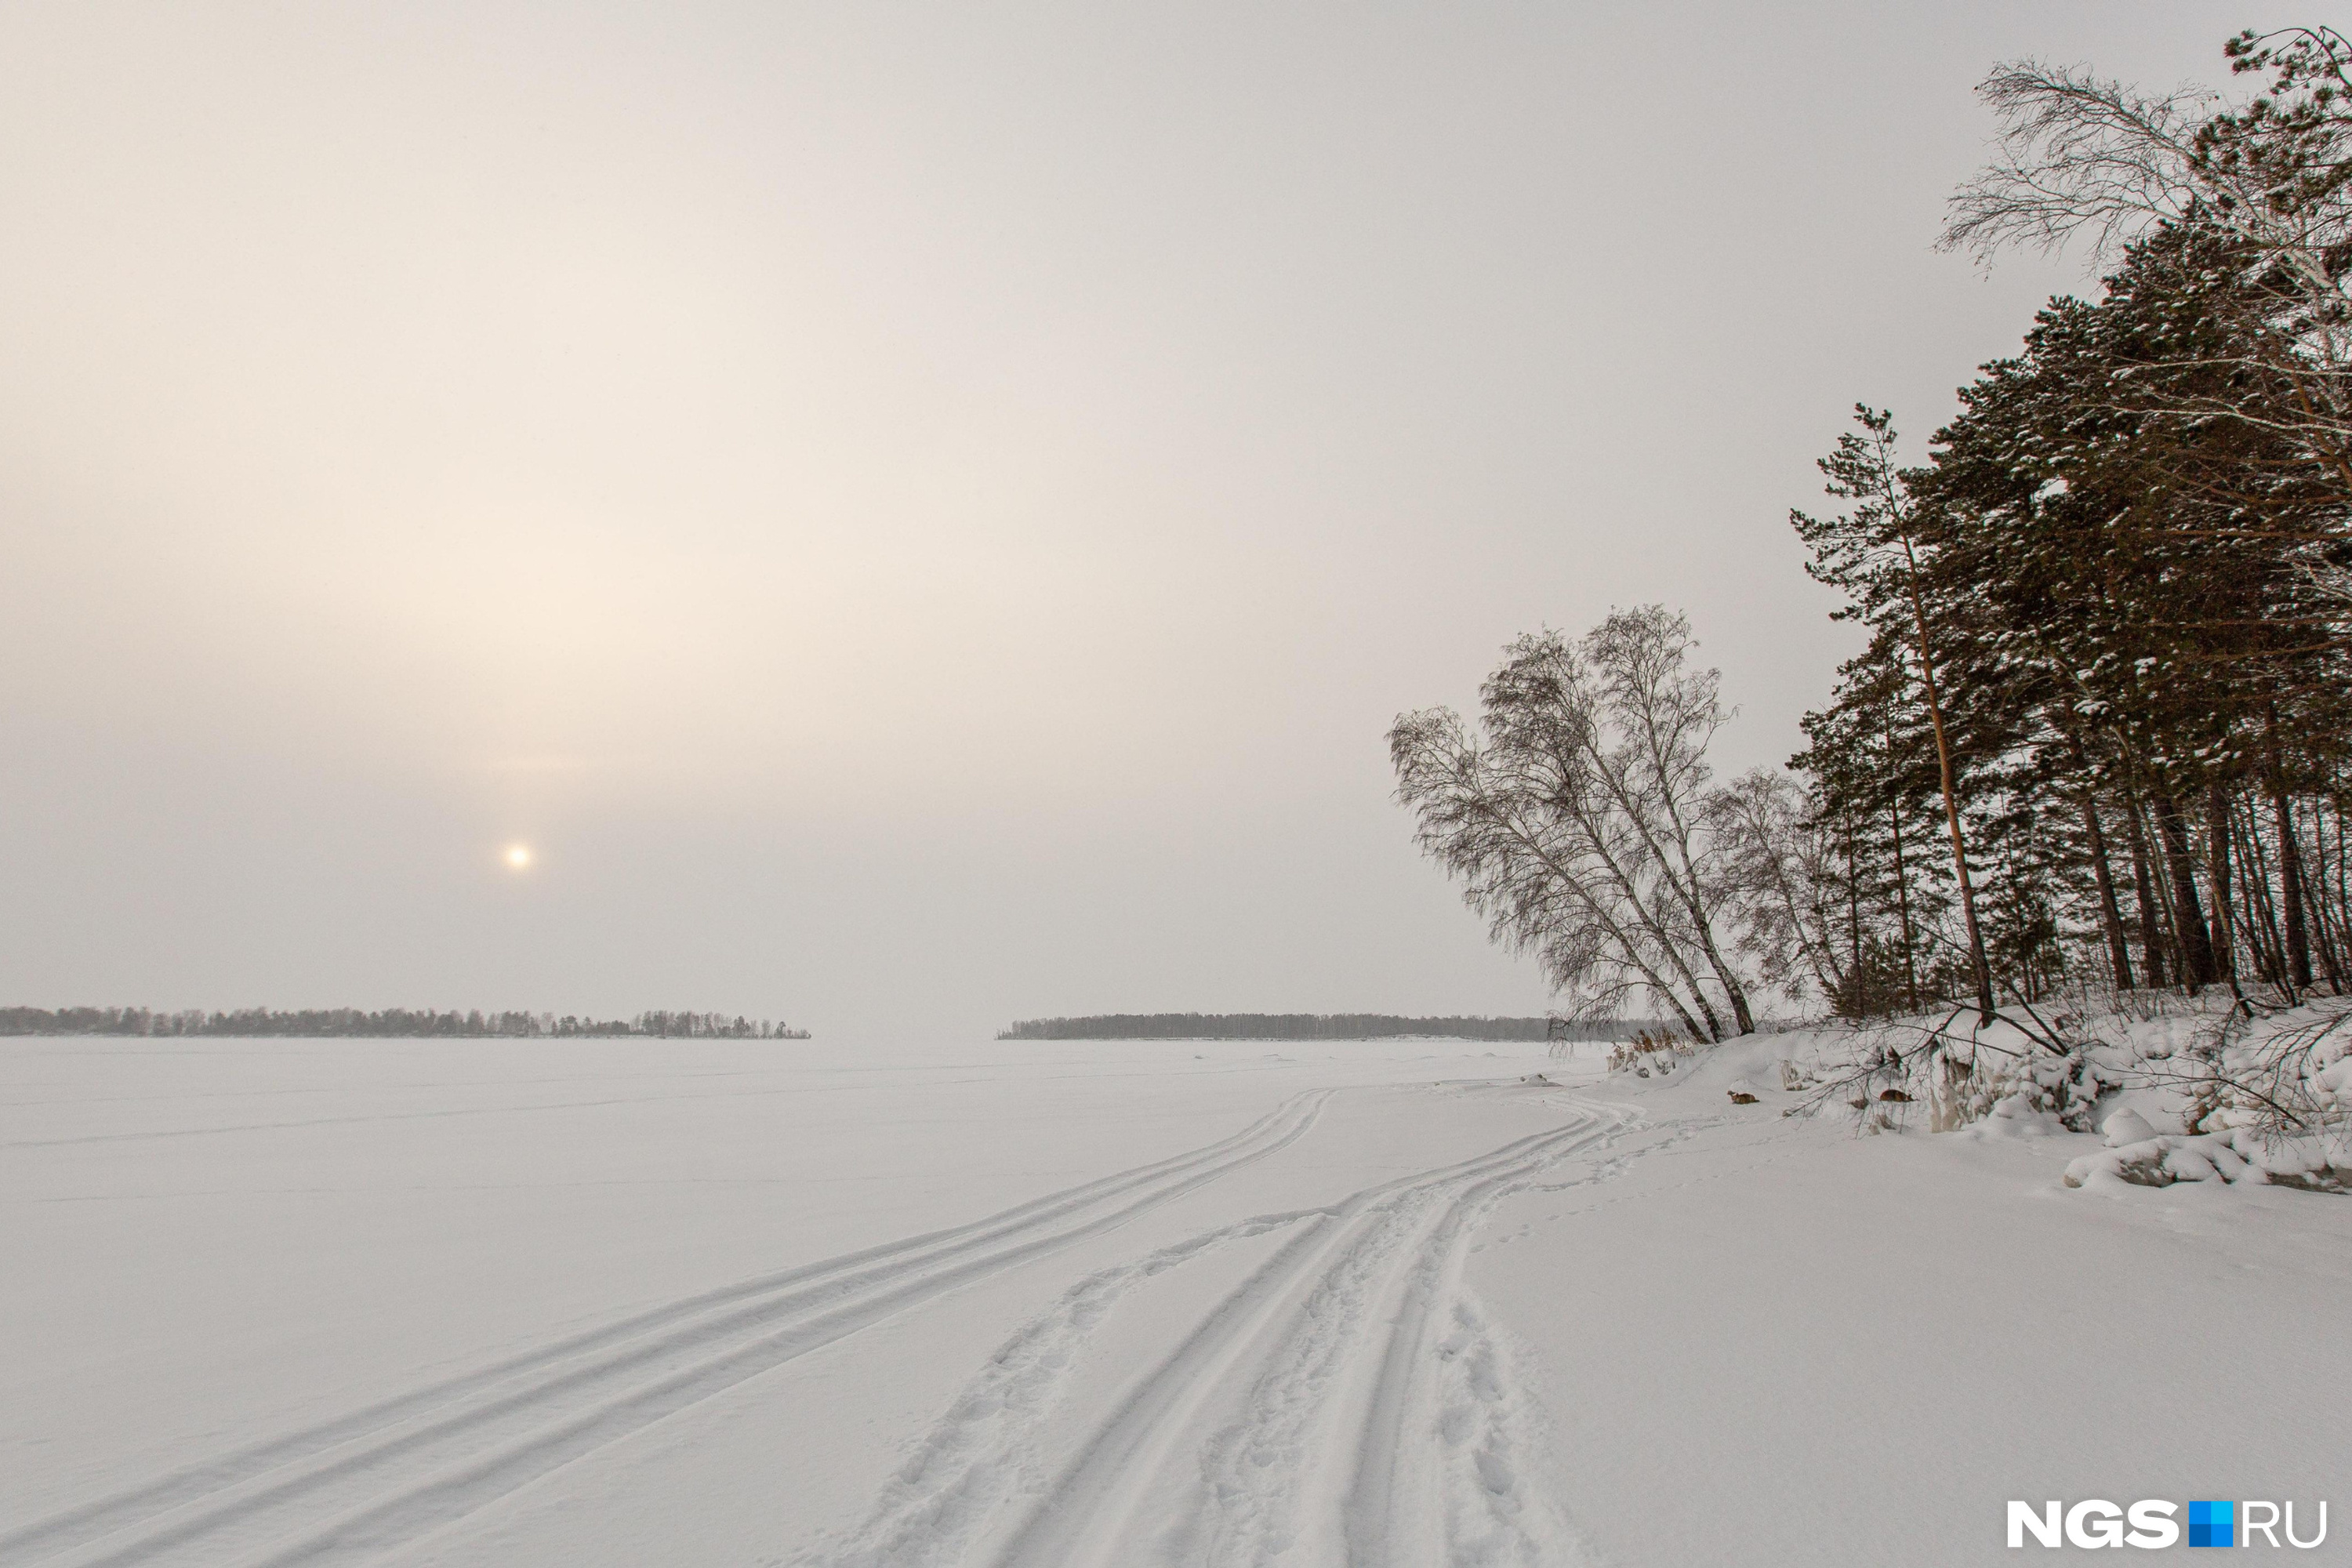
[2234, 794, 2287, 987]
[1844, 808, 1864, 1016]
[2117, 789, 2164, 987]
[1885, 703, 1919, 1011]
[2336, 790, 2352, 985]
[2274, 786, 2314, 990]
[2299, 793, 2344, 992]
[1889, 797, 1920, 1011]
[2124, 793, 2165, 988]
[2157, 793, 2217, 989]
[1897, 550, 1994, 1019]
[2081, 793, 2134, 991]
[2205, 782, 2238, 984]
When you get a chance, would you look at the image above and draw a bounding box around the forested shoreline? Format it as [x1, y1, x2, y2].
[1394, 27, 2352, 1048]
[997, 1014, 1643, 1042]
[1789, 27, 2352, 1019]
[0, 1006, 811, 1040]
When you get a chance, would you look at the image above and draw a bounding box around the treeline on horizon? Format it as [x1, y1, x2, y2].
[996, 1013, 1647, 1042]
[1393, 27, 2352, 1040]
[0, 1006, 812, 1040]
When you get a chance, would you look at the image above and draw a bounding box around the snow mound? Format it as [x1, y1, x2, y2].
[1962, 1093, 2067, 1138]
[2064, 1127, 2351, 1193]
[2100, 1107, 2157, 1148]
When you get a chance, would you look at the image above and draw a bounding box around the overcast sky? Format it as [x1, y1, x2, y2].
[0, 2, 2256, 1035]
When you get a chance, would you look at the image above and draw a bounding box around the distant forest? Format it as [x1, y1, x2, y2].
[0, 1007, 811, 1040]
[996, 1013, 1646, 1042]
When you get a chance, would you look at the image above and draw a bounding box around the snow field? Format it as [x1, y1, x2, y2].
[7, 1033, 2348, 1567]
[4, 1037, 1606, 1567]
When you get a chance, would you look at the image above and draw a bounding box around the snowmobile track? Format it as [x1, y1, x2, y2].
[3, 1091, 1333, 1568]
[978, 1098, 1638, 1568]
[811, 1094, 1642, 1568]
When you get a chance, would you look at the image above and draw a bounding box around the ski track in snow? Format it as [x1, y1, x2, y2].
[815, 1093, 1663, 1568]
[2, 1092, 1333, 1568]
[802, 1210, 1327, 1568]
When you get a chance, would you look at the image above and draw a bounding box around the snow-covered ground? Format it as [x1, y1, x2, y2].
[2, 1032, 2344, 1566]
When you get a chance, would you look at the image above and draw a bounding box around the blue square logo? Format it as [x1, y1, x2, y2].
[2189, 1500, 2234, 1548]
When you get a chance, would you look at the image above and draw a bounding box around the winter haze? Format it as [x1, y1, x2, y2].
[0, 2, 2234, 1032]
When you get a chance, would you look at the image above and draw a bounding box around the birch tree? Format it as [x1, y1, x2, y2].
[1941, 29, 2352, 503]
[1711, 769, 1849, 1007]
[1389, 608, 1757, 1040]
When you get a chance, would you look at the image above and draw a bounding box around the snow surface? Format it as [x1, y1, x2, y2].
[2, 1033, 2345, 1566]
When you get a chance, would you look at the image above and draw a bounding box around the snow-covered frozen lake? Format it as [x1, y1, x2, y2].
[5, 1034, 2345, 1566]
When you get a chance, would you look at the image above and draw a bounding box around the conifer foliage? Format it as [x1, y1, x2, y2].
[1791, 26, 2352, 1015]
[1397, 27, 2352, 1029]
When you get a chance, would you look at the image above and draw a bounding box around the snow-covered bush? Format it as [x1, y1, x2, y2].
[1766, 989, 2352, 1189]
[1776, 1009, 2126, 1134]
[2134, 1003, 2352, 1189]
[2063, 1103, 2350, 1192]
[1967, 1040, 2131, 1134]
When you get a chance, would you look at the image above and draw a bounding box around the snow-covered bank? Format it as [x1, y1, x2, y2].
[1477, 1041, 2352, 1565]
[3, 1032, 2344, 1566]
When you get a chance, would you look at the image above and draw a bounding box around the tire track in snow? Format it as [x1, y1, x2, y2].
[972, 1098, 1652, 1568]
[3, 1091, 1332, 1568]
[805, 1209, 1327, 1568]
[1343, 1112, 1726, 1568]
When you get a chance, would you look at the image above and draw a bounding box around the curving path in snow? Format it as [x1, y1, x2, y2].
[3, 1038, 1648, 1568]
[24, 1032, 2322, 1567]
[818, 1098, 1653, 1568]
[10, 1090, 1352, 1566]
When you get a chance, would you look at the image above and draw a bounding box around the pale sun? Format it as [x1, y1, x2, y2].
[504, 844, 533, 870]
